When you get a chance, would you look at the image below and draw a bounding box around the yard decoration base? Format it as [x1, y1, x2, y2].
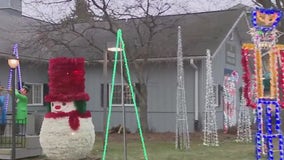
[236, 92, 252, 143]
[101, 29, 149, 160]
[255, 99, 284, 160]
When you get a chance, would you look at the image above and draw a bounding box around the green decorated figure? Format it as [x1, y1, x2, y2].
[15, 85, 29, 135]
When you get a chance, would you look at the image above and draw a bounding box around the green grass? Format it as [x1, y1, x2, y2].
[92, 133, 282, 160]
[21, 133, 283, 160]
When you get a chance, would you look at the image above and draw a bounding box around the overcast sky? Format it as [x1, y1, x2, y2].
[22, 0, 255, 22]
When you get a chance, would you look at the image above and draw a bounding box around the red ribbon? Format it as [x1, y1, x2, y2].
[45, 110, 92, 131]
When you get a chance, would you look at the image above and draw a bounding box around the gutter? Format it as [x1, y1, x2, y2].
[94, 55, 207, 64]
[212, 11, 246, 59]
[189, 59, 199, 130]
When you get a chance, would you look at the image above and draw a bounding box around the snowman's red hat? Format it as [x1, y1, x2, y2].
[45, 57, 90, 102]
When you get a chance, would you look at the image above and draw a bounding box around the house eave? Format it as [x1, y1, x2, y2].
[212, 11, 246, 58]
[93, 55, 206, 64]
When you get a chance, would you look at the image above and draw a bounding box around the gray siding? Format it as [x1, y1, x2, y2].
[0, 0, 22, 12]
[147, 63, 196, 132]
[89, 62, 196, 133]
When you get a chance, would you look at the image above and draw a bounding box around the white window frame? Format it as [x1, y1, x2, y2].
[25, 83, 44, 106]
[212, 83, 219, 107]
[109, 83, 135, 107]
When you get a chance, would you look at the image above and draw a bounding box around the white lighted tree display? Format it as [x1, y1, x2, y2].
[203, 49, 219, 146]
[175, 26, 190, 150]
[236, 92, 252, 143]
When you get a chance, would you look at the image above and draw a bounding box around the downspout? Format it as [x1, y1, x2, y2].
[190, 59, 199, 131]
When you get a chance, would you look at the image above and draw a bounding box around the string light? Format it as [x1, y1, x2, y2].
[278, 50, 284, 108]
[203, 50, 219, 147]
[242, 7, 284, 160]
[236, 92, 252, 143]
[256, 99, 284, 159]
[102, 29, 149, 160]
[269, 50, 277, 98]
[241, 44, 257, 108]
[175, 26, 190, 150]
[13, 44, 22, 89]
[252, 8, 282, 32]
[255, 49, 263, 97]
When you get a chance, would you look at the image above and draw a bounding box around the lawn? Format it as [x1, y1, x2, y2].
[24, 132, 282, 160]
[91, 132, 263, 160]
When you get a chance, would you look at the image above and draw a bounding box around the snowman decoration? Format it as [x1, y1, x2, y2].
[40, 57, 95, 160]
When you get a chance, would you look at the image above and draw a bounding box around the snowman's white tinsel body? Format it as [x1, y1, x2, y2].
[39, 101, 95, 160]
[40, 117, 95, 160]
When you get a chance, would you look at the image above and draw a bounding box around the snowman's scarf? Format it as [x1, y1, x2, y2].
[45, 110, 91, 131]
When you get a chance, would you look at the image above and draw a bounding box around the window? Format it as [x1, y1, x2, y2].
[212, 84, 219, 107]
[112, 83, 135, 106]
[26, 83, 43, 105]
[225, 43, 236, 66]
[101, 83, 140, 107]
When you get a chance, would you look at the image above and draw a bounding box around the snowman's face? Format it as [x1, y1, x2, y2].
[51, 101, 76, 113]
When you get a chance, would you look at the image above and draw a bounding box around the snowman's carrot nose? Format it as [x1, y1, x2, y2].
[55, 105, 61, 110]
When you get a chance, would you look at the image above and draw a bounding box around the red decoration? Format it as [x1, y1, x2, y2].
[45, 110, 92, 131]
[241, 48, 257, 108]
[45, 57, 90, 102]
[279, 51, 284, 108]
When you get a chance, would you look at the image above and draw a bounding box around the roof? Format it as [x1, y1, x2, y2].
[80, 8, 251, 61]
[0, 8, 251, 62]
[229, 3, 251, 10]
[143, 9, 250, 59]
[0, 8, 46, 61]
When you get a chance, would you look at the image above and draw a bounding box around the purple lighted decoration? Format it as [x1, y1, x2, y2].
[3, 44, 22, 123]
[3, 69, 12, 123]
[13, 44, 22, 89]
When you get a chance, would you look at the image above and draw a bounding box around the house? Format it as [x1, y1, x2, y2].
[0, 0, 252, 133]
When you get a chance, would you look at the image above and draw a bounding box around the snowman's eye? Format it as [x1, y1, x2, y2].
[62, 102, 66, 106]
[51, 102, 54, 106]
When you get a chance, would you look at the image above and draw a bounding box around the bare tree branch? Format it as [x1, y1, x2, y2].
[256, 0, 276, 8]
[24, 0, 191, 132]
[89, 0, 117, 34]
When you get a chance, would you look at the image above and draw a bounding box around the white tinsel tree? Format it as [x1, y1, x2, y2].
[203, 49, 219, 146]
[236, 92, 252, 143]
[175, 26, 190, 150]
